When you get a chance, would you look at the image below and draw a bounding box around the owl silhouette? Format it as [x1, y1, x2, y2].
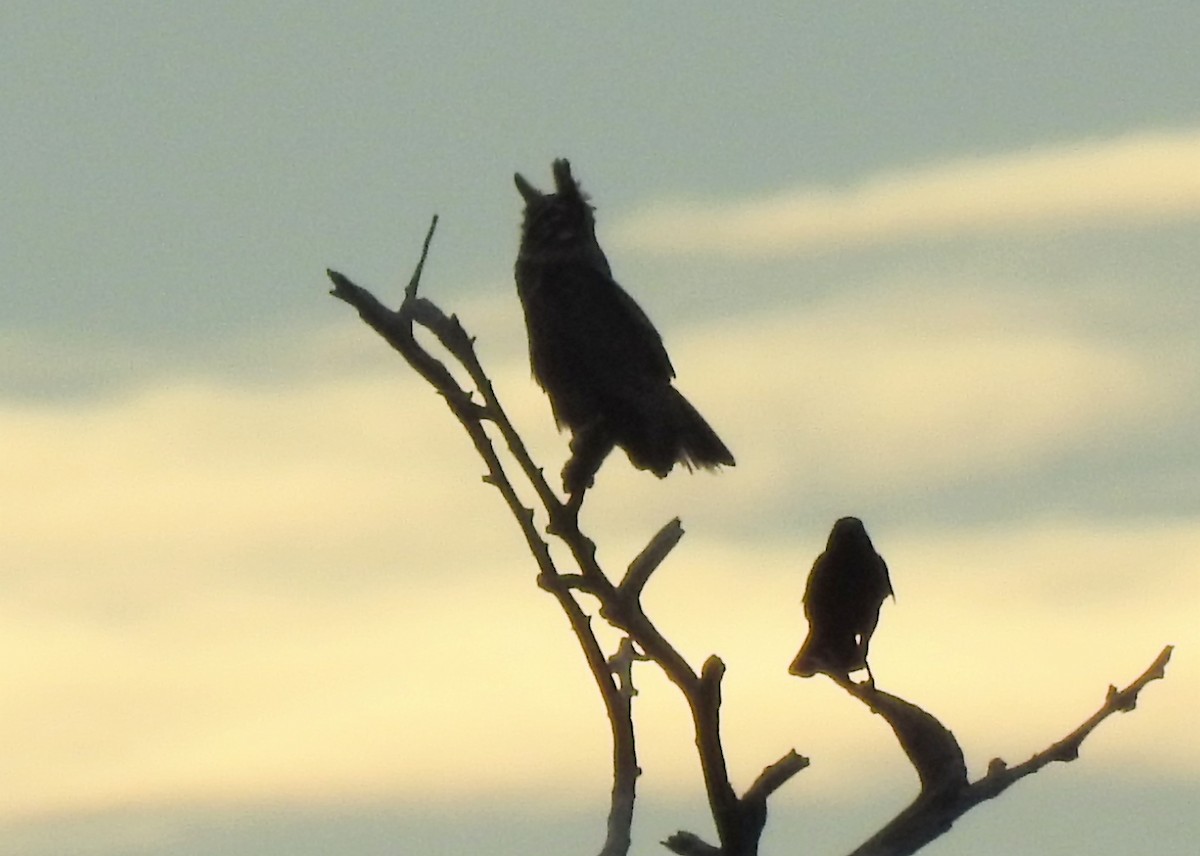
[513, 159, 734, 499]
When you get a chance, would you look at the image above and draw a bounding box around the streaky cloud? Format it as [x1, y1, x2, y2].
[610, 128, 1200, 257]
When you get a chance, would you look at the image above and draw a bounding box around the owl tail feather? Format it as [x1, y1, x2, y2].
[667, 387, 736, 472]
[614, 387, 735, 479]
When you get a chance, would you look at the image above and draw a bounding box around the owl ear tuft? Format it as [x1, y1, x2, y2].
[514, 172, 542, 204]
[552, 159, 579, 195]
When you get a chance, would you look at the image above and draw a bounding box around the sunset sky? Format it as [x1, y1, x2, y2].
[3, 4, 1198, 855]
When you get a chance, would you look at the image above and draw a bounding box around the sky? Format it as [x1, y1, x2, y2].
[3, 3, 1199, 855]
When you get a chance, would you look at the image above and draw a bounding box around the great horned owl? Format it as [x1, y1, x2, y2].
[513, 159, 735, 498]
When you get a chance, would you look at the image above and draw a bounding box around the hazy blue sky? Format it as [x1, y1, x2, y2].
[3, 4, 1198, 855]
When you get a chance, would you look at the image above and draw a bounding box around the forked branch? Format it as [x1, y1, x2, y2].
[330, 219, 635, 856]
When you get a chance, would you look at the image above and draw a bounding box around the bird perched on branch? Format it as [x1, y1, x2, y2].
[789, 517, 894, 683]
[513, 159, 735, 500]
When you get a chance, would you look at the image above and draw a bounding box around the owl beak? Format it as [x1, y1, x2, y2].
[514, 172, 543, 203]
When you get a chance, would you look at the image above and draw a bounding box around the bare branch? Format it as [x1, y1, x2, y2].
[745, 750, 811, 806]
[664, 743, 810, 856]
[608, 637, 653, 700]
[620, 518, 685, 599]
[843, 645, 1174, 856]
[843, 682, 967, 797]
[663, 655, 804, 856]
[329, 227, 639, 856]
[694, 655, 742, 845]
[403, 214, 439, 299]
[964, 644, 1174, 805]
[662, 831, 721, 856]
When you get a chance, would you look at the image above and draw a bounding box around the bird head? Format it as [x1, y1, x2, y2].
[514, 159, 602, 261]
[828, 516, 869, 548]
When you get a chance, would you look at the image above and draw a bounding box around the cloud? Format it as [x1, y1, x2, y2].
[580, 278, 1187, 523]
[609, 128, 1200, 257]
[0, 561, 609, 818]
[874, 518, 1196, 761]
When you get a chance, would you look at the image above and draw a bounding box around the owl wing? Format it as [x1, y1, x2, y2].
[526, 262, 676, 404]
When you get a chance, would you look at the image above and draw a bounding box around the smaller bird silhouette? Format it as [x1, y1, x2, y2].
[789, 517, 894, 683]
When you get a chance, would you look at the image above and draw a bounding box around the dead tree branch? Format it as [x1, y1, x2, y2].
[840, 645, 1174, 856]
[330, 219, 635, 856]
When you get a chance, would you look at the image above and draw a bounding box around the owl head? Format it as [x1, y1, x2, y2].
[514, 159, 603, 260]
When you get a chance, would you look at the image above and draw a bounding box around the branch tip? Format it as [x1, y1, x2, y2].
[403, 214, 440, 299]
[619, 517, 685, 597]
[661, 831, 720, 856]
[745, 749, 811, 804]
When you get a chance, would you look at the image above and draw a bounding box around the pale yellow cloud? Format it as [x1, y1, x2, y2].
[583, 279, 1183, 520]
[874, 520, 1196, 773]
[609, 128, 1200, 256]
[0, 567, 607, 818]
[2, 370, 539, 597]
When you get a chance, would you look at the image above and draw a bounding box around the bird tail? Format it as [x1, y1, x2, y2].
[788, 632, 863, 679]
[616, 387, 735, 478]
[665, 387, 735, 472]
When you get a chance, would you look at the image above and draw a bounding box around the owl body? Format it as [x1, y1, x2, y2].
[514, 160, 734, 494]
[790, 517, 894, 679]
